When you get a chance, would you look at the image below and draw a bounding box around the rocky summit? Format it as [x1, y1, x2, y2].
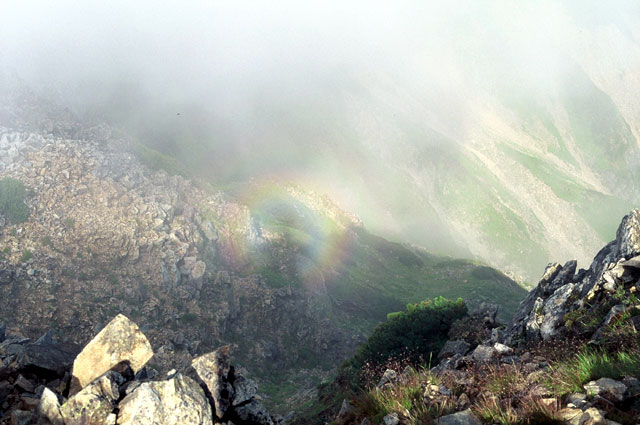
[0, 313, 281, 425]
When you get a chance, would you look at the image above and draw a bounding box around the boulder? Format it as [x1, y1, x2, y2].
[234, 400, 274, 425]
[117, 373, 213, 425]
[336, 399, 355, 423]
[438, 409, 482, 425]
[60, 371, 124, 425]
[615, 209, 640, 259]
[382, 413, 400, 425]
[192, 346, 234, 419]
[377, 369, 399, 388]
[584, 378, 627, 402]
[232, 375, 258, 406]
[471, 345, 496, 362]
[71, 314, 153, 391]
[20, 342, 78, 374]
[38, 387, 64, 425]
[438, 340, 470, 360]
[493, 343, 513, 356]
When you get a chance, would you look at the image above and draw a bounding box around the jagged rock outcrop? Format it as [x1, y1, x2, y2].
[0, 314, 282, 425]
[70, 314, 153, 392]
[504, 209, 640, 344]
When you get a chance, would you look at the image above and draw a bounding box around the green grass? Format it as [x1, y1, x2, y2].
[20, 249, 32, 262]
[0, 177, 29, 223]
[547, 349, 640, 396]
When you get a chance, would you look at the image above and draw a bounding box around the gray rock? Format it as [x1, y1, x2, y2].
[19, 342, 78, 373]
[235, 399, 274, 425]
[493, 343, 513, 356]
[438, 409, 482, 425]
[11, 410, 35, 425]
[117, 373, 213, 425]
[15, 374, 35, 392]
[60, 371, 124, 425]
[471, 345, 496, 362]
[377, 369, 399, 387]
[438, 340, 470, 360]
[0, 322, 5, 343]
[336, 399, 355, 422]
[232, 375, 258, 406]
[584, 378, 627, 402]
[191, 345, 234, 419]
[383, 413, 400, 425]
[566, 393, 587, 409]
[38, 387, 64, 425]
[71, 314, 153, 392]
[592, 304, 627, 340]
[615, 209, 640, 259]
[35, 330, 56, 345]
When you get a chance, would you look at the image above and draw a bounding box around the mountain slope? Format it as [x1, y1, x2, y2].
[0, 97, 526, 411]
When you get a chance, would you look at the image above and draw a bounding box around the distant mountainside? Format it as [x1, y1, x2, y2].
[72, 15, 638, 284]
[0, 90, 525, 412]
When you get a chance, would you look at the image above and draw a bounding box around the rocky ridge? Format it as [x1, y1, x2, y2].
[329, 210, 640, 425]
[0, 313, 282, 425]
[0, 124, 360, 408]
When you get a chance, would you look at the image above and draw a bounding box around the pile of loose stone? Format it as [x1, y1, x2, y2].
[0, 315, 283, 425]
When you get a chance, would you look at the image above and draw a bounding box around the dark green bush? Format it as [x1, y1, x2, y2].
[342, 296, 468, 387]
[0, 177, 29, 223]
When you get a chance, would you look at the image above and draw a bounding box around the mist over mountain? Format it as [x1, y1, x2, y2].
[3, 1, 640, 281]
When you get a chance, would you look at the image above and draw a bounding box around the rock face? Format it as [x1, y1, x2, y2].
[71, 314, 153, 392]
[505, 209, 640, 344]
[118, 374, 213, 425]
[192, 346, 234, 419]
[0, 314, 280, 425]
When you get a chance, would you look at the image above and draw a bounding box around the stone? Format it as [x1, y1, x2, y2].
[38, 387, 63, 425]
[438, 340, 471, 360]
[584, 378, 627, 402]
[578, 407, 607, 425]
[493, 342, 513, 355]
[438, 409, 482, 425]
[377, 369, 399, 387]
[383, 413, 400, 425]
[235, 400, 274, 425]
[0, 322, 5, 343]
[35, 330, 56, 345]
[615, 209, 640, 259]
[11, 410, 35, 425]
[60, 371, 124, 425]
[559, 407, 584, 425]
[71, 314, 153, 391]
[336, 399, 355, 422]
[117, 373, 213, 425]
[15, 375, 35, 393]
[232, 375, 258, 406]
[191, 346, 234, 419]
[20, 342, 79, 373]
[457, 393, 470, 408]
[471, 345, 496, 362]
[567, 393, 587, 409]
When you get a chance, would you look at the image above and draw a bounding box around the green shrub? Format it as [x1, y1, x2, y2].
[341, 296, 467, 388]
[0, 177, 29, 223]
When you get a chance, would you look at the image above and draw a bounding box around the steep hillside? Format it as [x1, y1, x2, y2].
[0, 93, 525, 412]
[311, 209, 640, 425]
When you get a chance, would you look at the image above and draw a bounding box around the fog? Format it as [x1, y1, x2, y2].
[2, 0, 640, 279]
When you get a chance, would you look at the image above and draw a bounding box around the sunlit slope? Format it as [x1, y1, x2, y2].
[228, 183, 526, 328]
